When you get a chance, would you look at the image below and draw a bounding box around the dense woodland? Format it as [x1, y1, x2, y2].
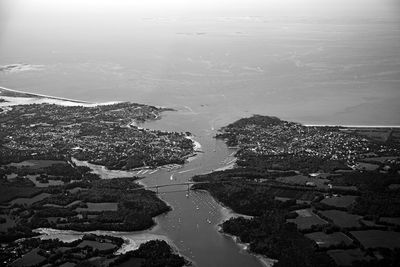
[222, 213, 336, 267]
[0, 176, 170, 242]
[110, 240, 187, 267]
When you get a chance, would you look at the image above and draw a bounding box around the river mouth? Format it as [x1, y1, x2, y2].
[36, 107, 266, 267]
[134, 107, 266, 267]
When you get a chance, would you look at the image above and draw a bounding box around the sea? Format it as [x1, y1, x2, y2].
[1, 0, 399, 126]
[1, 1, 400, 266]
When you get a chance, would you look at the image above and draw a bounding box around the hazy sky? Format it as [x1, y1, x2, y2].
[0, 0, 399, 125]
[1, 0, 399, 48]
[1, 0, 399, 21]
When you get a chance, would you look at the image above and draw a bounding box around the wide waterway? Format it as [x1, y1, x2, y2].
[38, 106, 269, 267]
[137, 108, 269, 267]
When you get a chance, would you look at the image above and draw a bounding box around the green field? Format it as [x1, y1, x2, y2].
[327, 249, 372, 266]
[269, 187, 316, 201]
[320, 210, 362, 228]
[0, 215, 16, 233]
[287, 209, 329, 230]
[78, 240, 117, 252]
[305, 231, 353, 248]
[0, 186, 42, 204]
[350, 230, 400, 249]
[379, 217, 400, 226]
[8, 160, 66, 169]
[75, 202, 119, 212]
[276, 175, 330, 189]
[8, 193, 51, 206]
[320, 195, 358, 208]
[10, 248, 46, 267]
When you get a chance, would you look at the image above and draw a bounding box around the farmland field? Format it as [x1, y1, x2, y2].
[276, 175, 330, 189]
[8, 193, 51, 206]
[379, 217, 400, 226]
[286, 209, 328, 230]
[78, 240, 117, 251]
[364, 156, 399, 164]
[320, 195, 358, 208]
[350, 230, 400, 249]
[8, 160, 66, 169]
[355, 162, 379, 171]
[305, 231, 353, 248]
[327, 249, 372, 266]
[10, 248, 46, 267]
[320, 210, 362, 228]
[0, 215, 16, 232]
[269, 187, 316, 201]
[0, 186, 42, 204]
[75, 202, 119, 212]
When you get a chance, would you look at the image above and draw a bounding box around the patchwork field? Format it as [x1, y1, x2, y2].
[269, 187, 316, 201]
[276, 175, 330, 189]
[287, 209, 328, 230]
[8, 193, 52, 206]
[363, 156, 399, 164]
[75, 202, 119, 212]
[327, 249, 372, 266]
[355, 162, 379, 171]
[8, 160, 66, 169]
[305, 231, 353, 248]
[0, 186, 42, 204]
[320, 210, 362, 228]
[320, 195, 358, 208]
[78, 240, 117, 252]
[10, 248, 46, 267]
[0, 215, 17, 232]
[350, 230, 400, 249]
[379, 217, 400, 226]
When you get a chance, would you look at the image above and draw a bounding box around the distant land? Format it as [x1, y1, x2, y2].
[0, 86, 91, 104]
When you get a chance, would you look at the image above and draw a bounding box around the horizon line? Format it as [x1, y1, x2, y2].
[0, 86, 92, 104]
[304, 124, 400, 128]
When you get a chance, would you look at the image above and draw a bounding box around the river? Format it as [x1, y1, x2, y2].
[138, 108, 269, 267]
[37, 107, 270, 267]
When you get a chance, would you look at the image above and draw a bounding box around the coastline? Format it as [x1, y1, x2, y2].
[33, 228, 172, 255]
[304, 124, 400, 128]
[0, 86, 120, 107]
[0, 86, 90, 104]
[219, 230, 277, 267]
[71, 158, 146, 186]
[214, 197, 277, 267]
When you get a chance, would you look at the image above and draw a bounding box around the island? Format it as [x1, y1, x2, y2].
[193, 115, 400, 267]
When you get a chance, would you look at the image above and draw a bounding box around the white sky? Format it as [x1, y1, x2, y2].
[1, 0, 399, 19]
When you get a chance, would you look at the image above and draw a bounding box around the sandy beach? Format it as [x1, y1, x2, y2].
[0, 86, 120, 107]
[33, 228, 172, 255]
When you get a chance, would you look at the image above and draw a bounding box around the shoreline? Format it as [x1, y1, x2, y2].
[0, 86, 120, 107]
[32, 228, 172, 255]
[2, 85, 399, 128]
[219, 230, 277, 267]
[304, 124, 400, 128]
[212, 195, 277, 267]
[0, 86, 90, 103]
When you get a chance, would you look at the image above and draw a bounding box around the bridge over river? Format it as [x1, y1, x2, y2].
[129, 181, 212, 193]
[129, 179, 340, 194]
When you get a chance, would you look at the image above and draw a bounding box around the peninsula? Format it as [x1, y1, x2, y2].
[0, 87, 194, 267]
[193, 115, 400, 267]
